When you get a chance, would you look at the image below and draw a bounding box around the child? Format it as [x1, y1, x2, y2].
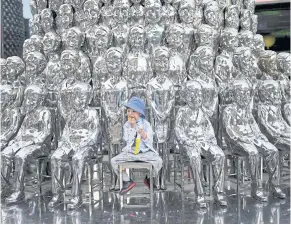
[111, 97, 163, 195]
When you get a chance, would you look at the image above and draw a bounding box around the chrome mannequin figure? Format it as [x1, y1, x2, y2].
[128, 0, 145, 27]
[256, 80, 290, 158]
[147, 47, 175, 190]
[25, 51, 47, 85]
[56, 4, 74, 37]
[40, 9, 57, 33]
[240, 9, 252, 31]
[252, 34, 265, 60]
[175, 80, 227, 208]
[30, 14, 45, 36]
[2, 85, 52, 204]
[161, 0, 177, 28]
[23, 35, 44, 60]
[203, 1, 221, 31]
[5, 56, 25, 108]
[123, 26, 153, 103]
[82, 0, 101, 31]
[258, 50, 278, 80]
[43, 32, 62, 60]
[100, 0, 114, 28]
[0, 85, 22, 152]
[111, 0, 130, 52]
[49, 82, 101, 209]
[178, 0, 195, 64]
[63, 27, 85, 50]
[101, 47, 128, 190]
[196, 24, 218, 49]
[251, 14, 258, 35]
[244, 0, 255, 14]
[231, 0, 243, 11]
[223, 79, 285, 201]
[49, 0, 64, 11]
[219, 27, 239, 57]
[224, 5, 240, 30]
[144, 0, 165, 56]
[86, 25, 112, 61]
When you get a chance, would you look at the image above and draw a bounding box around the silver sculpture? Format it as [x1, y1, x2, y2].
[36, 0, 48, 13]
[101, 47, 128, 190]
[175, 80, 227, 208]
[56, 4, 74, 37]
[82, 0, 101, 31]
[128, 0, 144, 27]
[223, 79, 285, 201]
[49, 76, 100, 210]
[258, 50, 278, 80]
[240, 9, 252, 31]
[203, 1, 221, 31]
[100, 0, 114, 28]
[219, 28, 238, 57]
[49, 0, 64, 11]
[224, 5, 240, 30]
[161, 0, 177, 28]
[1, 84, 52, 203]
[196, 24, 218, 49]
[40, 8, 56, 33]
[147, 47, 175, 190]
[23, 35, 44, 60]
[30, 14, 45, 37]
[25, 51, 47, 85]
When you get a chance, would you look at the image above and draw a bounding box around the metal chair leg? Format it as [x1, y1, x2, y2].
[37, 159, 42, 195]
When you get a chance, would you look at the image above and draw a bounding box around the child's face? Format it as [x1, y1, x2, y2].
[127, 108, 141, 122]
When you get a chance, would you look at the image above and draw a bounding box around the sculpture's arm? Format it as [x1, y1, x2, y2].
[1, 109, 22, 144]
[205, 116, 218, 145]
[253, 106, 275, 139]
[34, 109, 52, 144]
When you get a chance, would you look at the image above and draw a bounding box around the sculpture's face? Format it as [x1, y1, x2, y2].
[113, 5, 129, 23]
[43, 32, 61, 54]
[185, 84, 203, 109]
[268, 55, 278, 74]
[192, 7, 203, 27]
[167, 25, 184, 48]
[106, 50, 123, 74]
[25, 52, 47, 75]
[129, 27, 144, 49]
[233, 83, 251, 107]
[84, 0, 100, 25]
[215, 56, 233, 80]
[197, 25, 215, 47]
[179, 6, 195, 24]
[23, 86, 44, 111]
[30, 14, 43, 35]
[240, 10, 251, 30]
[87, 27, 110, 49]
[0, 86, 14, 109]
[220, 29, 238, 51]
[46, 61, 62, 90]
[154, 49, 169, 73]
[41, 9, 55, 32]
[225, 6, 239, 28]
[57, 4, 74, 29]
[217, 0, 227, 9]
[204, 4, 220, 27]
[244, 0, 255, 14]
[145, 5, 161, 24]
[277, 53, 291, 75]
[6, 57, 25, 81]
[261, 83, 281, 105]
[61, 51, 80, 78]
[23, 35, 43, 59]
[240, 50, 252, 72]
[65, 28, 84, 50]
[198, 48, 214, 72]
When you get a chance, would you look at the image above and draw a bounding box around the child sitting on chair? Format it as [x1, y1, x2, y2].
[111, 96, 163, 195]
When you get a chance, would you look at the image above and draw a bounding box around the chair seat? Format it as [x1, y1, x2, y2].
[119, 162, 153, 170]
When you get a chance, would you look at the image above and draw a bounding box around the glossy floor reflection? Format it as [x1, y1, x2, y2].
[1, 165, 290, 224]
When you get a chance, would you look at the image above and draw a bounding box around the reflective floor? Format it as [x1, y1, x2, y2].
[1, 163, 290, 224]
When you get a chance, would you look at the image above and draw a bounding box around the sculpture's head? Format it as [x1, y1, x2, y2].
[86, 25, 111, 50]
[105, 47, 123, 75]
[83, 0, 101, 25]
[23, 35, 44, 59]
[41, 8, 56, 33]
[57, 4, 74, 30]
[191, 46, 215, 73]
[225, 5, 239, 29]
[251, 14, 258, 34]
[43, 32, 62, 56]
[240, 9, 251, 31]
[0, 85, 14, 110]
[64, 27, 85, 50]
[23, 84, 47, 111]
[145, 0, 162, 24]
[166, 23, 184, 49]
[29, 14, 43, 35]
[259, 80, 281, 106]
[129, 25, 145, 50]
[192, 6, 203, 28]
[196, 24, 217, 47]
[46, 60, 62, 90]
[178, 0, 196, 24]
[25, 51, 47, 76]
[60, 50, 81, 78]
[214, 53, 233, 81]
[258, 50, 278, 76]
[204, 1, 220, 27]
[277, 52, 291, 75]
[238, 30, 253, 49]
[233, 47, 252, 73]
[220, 28, 238, 52]
[184, 80, 203, 109]
[153, 46, 170, 74]
[232, 79, 252, 107]
[113, 0, 130, 24]
[73, 82, 93, 110]
[6, 57, 25, 81]
[252, 34, 265, 54]
[244, 0, 255, 14]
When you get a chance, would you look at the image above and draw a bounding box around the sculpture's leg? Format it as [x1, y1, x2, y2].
[1, 146, 15, 198]
[156, 143, 162, 190]
[6, 144, 46, 204]
[114, 144, 120, 191]
[68, 146, 94, 209]
[188, 148, 206, 208]
[160, 143, 169, 190]
[109, 143, 117, 191]
[256, 140, 286, 199]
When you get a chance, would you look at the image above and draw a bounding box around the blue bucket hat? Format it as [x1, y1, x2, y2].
[124, 96, 146, 118]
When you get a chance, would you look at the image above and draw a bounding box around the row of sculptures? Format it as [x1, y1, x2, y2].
[0, 0, 290, 210]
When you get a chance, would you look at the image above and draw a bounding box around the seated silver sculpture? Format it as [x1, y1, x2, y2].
[30, 14, 45, 36]
[147, 46, 175, 190]
[40, 8, 57, 33]
[56, 4, 74, 36]
[49, 82, 100, 209]
[256, 80, 290, 155]
[1, 84, 52, 203]
[224, 5, 239, 30]
[223, 79, 286, 201]
[175, 80, 227, 208]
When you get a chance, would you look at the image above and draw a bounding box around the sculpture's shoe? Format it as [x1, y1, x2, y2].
[251, 190, 268, 202]
[5, 191, 25, 204]
[67, 196, 83, 210]
[197, 195, 207, 208]
[48, 194, 64, 208]
[160, 183, 167, 191]
[272, 186, 286, 199]
[214, 193, 228, 206]
[114, 184, 120, 191]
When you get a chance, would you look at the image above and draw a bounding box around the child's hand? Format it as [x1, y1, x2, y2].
[138, 129, 147, 140]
